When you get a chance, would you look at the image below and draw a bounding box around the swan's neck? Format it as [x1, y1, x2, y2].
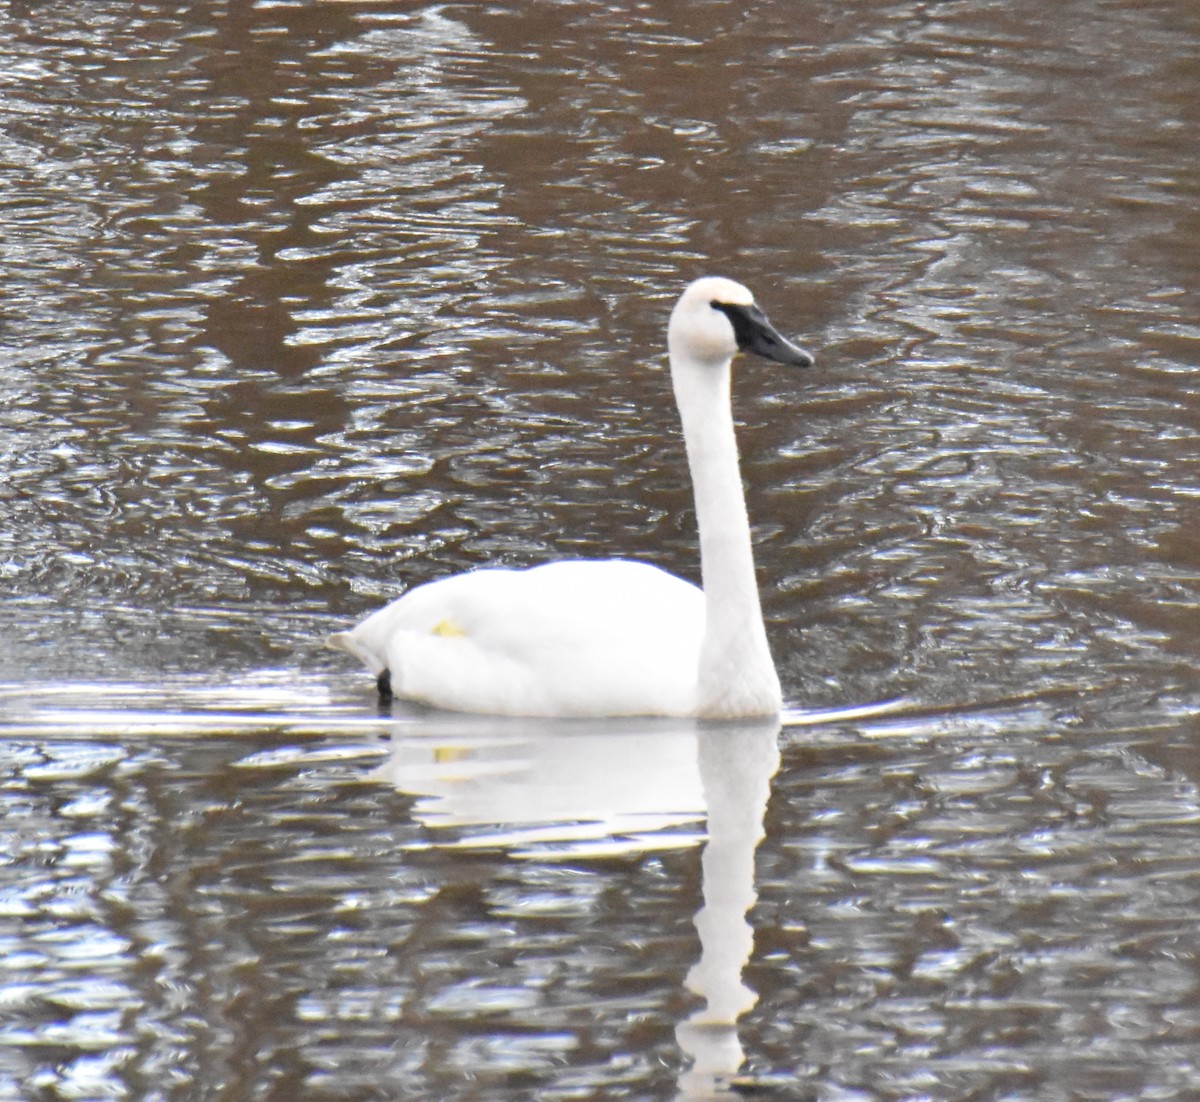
[672, 354, 782, 718]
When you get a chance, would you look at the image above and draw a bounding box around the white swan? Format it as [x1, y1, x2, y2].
[330, 276, 814, 718]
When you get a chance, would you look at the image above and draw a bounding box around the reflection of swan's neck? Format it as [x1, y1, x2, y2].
[671, 353, 781, 718]
[675, 723, 781, 1098]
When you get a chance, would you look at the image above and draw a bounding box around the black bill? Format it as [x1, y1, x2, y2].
[712, 300, 815, 368]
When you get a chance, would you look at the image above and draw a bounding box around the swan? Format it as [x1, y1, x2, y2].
[330, 276, 814, 718]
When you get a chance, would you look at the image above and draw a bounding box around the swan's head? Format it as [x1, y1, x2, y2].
[668, 276, 814, 370]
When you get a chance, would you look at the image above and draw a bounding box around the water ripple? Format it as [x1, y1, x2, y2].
[2, 0, 1200, 1097]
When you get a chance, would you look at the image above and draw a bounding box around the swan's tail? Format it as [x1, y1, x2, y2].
[327, 629, 386, 677]
[326, 629, 354, 655]
[329, 630, 394, 702]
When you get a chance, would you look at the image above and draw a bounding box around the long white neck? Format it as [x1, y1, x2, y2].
[671, 352, 782, 718]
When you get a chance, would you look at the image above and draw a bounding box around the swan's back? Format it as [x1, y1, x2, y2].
[331, 560, 705, 717]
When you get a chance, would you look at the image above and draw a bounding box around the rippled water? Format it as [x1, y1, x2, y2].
[2, 1, 1199, 1099]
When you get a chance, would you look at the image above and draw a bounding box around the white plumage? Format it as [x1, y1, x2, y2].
[330, 276, 814, 718]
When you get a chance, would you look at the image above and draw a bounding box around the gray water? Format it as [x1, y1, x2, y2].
[2, 1, 1199, 1099]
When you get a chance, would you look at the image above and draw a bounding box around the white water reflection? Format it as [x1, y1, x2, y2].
[675, 723, 781, 1100]
[373, 718, 705, 857]
[373, 713, 783, 1095]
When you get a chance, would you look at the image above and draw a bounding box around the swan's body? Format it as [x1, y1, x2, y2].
[331, 276, 814, 718]
[335, 560, 704, 717]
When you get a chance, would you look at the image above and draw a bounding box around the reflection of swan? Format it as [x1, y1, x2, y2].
[676, 722, 780, 1100]
[371, 713, 781, 1095]
[371, 716, 707, 857]
[332, 277, 813, 719]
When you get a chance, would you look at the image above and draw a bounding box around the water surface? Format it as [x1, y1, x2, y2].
[1, 1, 1199, 1099]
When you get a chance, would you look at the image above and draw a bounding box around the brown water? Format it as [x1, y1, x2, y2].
[2, 1, 1199, 1099]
